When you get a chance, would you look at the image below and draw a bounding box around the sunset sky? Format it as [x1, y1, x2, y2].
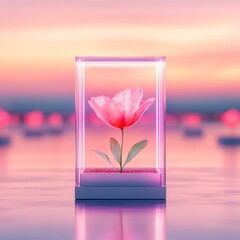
[0, 0, 240, 113]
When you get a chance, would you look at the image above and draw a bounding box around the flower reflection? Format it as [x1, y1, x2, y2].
[75, 200, 165, 240]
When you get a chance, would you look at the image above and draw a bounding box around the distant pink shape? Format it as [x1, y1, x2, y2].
[221, 109, 239, 128]
[88, 87, 155, 129]
[181, 113, 202, 127]
[48, 112, 63, 127]
[0, 109, 10, 128]
[24, 110, 44, 128]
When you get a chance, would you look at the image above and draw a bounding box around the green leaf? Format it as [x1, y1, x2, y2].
[110, 138, 121, 163]
[94, 150, 115, 168]
[124, 140, 148, 167]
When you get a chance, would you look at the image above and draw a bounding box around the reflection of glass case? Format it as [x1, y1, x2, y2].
[75, 201, 166, 240]
[75, 57, 166, 199]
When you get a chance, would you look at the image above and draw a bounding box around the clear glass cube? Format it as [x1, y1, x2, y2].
[75, 57, 166, 199]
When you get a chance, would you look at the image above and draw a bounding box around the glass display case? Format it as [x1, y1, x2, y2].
[75, 57, 166, 199]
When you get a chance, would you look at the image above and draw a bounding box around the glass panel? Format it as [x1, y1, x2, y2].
[75, 57, 166, 187]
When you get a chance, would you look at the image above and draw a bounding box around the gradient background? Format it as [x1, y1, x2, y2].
[1, 1, 240, 240]
[1, 0, 240, 114]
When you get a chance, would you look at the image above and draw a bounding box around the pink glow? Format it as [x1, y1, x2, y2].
[221, 109, 240, 128]
[0, 109, 11, 128]
[48, 112, 63, 127]
[24, 110, 44, 128]
[181, 114, 202, 127]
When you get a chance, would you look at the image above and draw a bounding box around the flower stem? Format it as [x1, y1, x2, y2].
[120, 128, 124, 172]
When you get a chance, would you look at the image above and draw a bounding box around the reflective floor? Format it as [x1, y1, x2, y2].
[0, 123, 240, 239]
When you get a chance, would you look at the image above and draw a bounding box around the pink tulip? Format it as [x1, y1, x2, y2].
[88, 87, 155, 129]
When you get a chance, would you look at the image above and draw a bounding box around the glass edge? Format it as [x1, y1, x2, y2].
[75, 56, 166, 63]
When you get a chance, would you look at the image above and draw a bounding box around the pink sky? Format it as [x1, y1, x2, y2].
[0, 0, 240, 99]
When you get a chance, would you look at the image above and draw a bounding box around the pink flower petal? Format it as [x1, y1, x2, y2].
[89, 96, 126, 129]
[88, 88, 155, 129]
[127, 97, 155, 127]
[112, 87, 143, 124]
[88, 96, 110, 121]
